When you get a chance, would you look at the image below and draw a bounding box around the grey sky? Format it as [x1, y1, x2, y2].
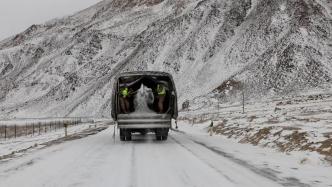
[0, 0, 102, 40]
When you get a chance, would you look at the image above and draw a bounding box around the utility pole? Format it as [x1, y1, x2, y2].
[217, 96, 220, 119]
[242, 81, 245, 114]
[217, 97, 220, 113]
[242, 91, 245, 113]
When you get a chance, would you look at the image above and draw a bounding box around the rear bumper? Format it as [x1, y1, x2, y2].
[118, 123, 171, 129]
[117, 114, 171, 129]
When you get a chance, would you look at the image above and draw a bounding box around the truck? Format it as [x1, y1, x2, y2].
[111, 71, 178, 141]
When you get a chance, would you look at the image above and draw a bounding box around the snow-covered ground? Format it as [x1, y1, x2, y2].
[181, 93, 332, 163]
[0, 122, 103, 159]
[0, 122, 331, 187]
[178, 122, 332, 187]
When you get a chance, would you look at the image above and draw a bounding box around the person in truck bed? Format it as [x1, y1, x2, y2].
[119, 86, 131, 113]
[156, 83, 167, 113]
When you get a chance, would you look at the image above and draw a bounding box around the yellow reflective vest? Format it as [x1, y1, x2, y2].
[120, 87, 129, 98]
[157, 84, 166, 96]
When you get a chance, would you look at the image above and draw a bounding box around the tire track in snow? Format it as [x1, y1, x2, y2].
[170, 131, 310, 187]
[191, 140, 309, 187]
[129, 144, 137, 187]
[169, 135, 237, 184]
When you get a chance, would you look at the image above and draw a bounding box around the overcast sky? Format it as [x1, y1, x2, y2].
[0, 0, 102, 40]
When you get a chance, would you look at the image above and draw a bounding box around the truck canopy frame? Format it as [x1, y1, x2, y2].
[111, 71, 178, 120]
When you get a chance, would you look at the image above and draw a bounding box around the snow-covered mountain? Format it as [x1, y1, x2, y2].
[0, 0, 331, 118]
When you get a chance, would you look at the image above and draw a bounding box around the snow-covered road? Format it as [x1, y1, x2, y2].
[0, 124, 325, 187]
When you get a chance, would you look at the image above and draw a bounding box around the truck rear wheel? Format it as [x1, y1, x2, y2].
[120, 135, 125, 141]
[162, 135, 168, 140]
[156, 135, 162, 141]
[126, 133, 132, 141]
[155, 128, 169, 141]
[156, 134, 168, 141]
[120, 129, 132, 141]
[156, 135, 168, 140]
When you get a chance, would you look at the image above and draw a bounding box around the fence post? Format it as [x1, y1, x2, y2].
[26, 124, 28, 136]
[64, 123, 68, 137]
[15, 125, 17, 138]
[39, 122, 41, 135]
[4, 125, 7, 140]
[32, 123, 35, 136]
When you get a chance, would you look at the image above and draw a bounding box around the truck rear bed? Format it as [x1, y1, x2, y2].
[117, 113, 171, 129]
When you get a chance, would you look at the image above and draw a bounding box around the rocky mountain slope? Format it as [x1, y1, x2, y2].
[0, 0, 331, 118]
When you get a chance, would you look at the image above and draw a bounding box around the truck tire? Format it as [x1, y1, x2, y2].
[155, 128, 169, 141]
[162, 134, 168, 140]
[120, 129, 125, 141]
[120, 129, 132, 141]
[126, 133, 132, 141]
[156, 134, 168, 141]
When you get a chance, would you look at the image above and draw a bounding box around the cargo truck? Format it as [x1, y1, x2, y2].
[111, 71, 178, 141]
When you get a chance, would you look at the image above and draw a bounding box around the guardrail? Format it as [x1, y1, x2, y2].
[0, 118, 93, 140]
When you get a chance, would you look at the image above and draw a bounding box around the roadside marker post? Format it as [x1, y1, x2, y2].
[113, 121, 116, 143]
[209, 121, 214, 136]
[242, 91, 245, 114]
[39, 122, 41, 135]
[64, 123, 68, 137]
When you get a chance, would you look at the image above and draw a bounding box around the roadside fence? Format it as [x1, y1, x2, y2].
[0, 118, 91, 141]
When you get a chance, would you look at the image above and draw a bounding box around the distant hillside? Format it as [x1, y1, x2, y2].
[0, 0, 331, 118]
